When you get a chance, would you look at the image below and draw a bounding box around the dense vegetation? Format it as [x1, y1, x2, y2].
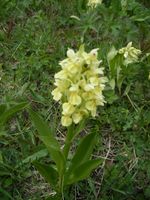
[0, 0, 150, 199]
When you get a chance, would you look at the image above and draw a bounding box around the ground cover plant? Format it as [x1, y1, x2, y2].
[0, 0, 150, 199]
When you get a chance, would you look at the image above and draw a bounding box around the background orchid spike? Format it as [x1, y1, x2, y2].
[119, 42, 141, 65]
[52, 45, 107, 127]
[88, 0, 103, 8]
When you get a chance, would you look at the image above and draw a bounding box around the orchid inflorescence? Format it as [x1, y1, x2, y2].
[87, 0, 102, 8]
[119, 42, 141, 65]
[52, 45, 107, 127]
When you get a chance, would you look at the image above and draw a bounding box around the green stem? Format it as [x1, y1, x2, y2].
[63, 125, 75, 160]
[63, 120, 86, 159]
[61, 176, 64, 200]
[58, 173, 64, 199]
[59, 121, 86, 196]
[58, 125, 75, 197]
[63, 140, 72, 160]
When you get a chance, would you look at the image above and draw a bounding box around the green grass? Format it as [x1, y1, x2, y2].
[0, 0, 150, 199]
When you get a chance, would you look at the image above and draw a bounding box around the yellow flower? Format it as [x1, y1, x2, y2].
[85, 100, 95, 110]
[119, 42, 141, 65]
[52, 45, 106, 126]
[83, 49, 99, 64]
[67, 63, 80, 74]
[87, 0, 102, 8]
[69, 84, 79, 92]
[62, 103, 75, 115]
[51, 88, 62, 101]
[86, 101, 97, 117]
[67, 49, 76, 59]
[68, 92, 82, 105]
[55, 70, 68, 80]
[89, 77, 99, 86]
[84, 83, 95, 91]
[72, 112, 83, 124]
[61, 116, 72, 127]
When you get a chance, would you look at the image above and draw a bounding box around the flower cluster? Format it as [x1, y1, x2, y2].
[119, 42, 141, 65]
[87, 0, 102, 8]
[52, 45, 106, 127]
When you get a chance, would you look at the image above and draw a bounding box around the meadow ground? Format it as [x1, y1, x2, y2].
[0, 0, 150, 199]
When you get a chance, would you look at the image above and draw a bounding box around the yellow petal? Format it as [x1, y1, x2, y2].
[51, 88, 62, 101]
[67, 63, 78, 74]
[90, 77, 99, 86]
[59, 58, 69, 69]
[69, 84, 79, 92]
[127, 42, 132, 48]
[85, 101, 97, 117]
[85, 101, 96, 111]
[91, 107, 97, 117]
[84, 83, 94, 91]
[61, 115, 72, 127]
[72, 112, 83, 124]
[62, 102, 75, 115]
[82, 91, 95, 100]
[54, 70, 68, 79]
[124, 51, 128, 58]
[89, 48, 99, 57]
[69, 92, 82, 105]
[54, 79, 70, 91]
[67, 49, 75, 58]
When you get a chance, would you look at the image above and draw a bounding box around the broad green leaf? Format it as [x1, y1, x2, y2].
[63, 122, 86, 160]
[65, 159, 102, 185]
[64, 133, 97, 183]
[0, 102, 28, 125]
[33, 161, 58, 188]
[66, 120, 86, 142]
[71, 133, 96, 166]
[29, 109, 65, 175]
[73, 120, 86, 139]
